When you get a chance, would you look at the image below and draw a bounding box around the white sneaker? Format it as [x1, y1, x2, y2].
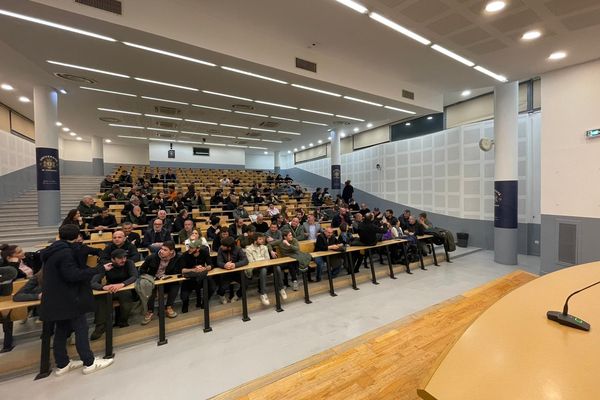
[219, 295, 228, 304]
[82, 358, 114, 375]
[260, 293, 270, 306]
[292, 280, 299, 291]
[55, 360, 84, 376]
[231, 294, 240, 303]
[279, 289, 288, 300]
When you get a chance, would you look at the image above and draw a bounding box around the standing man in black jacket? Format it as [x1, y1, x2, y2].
[341, 180, 354, 205]
[39, 224, 113, 376]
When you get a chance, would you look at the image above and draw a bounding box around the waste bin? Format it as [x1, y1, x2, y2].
[456, 232, 469, 248]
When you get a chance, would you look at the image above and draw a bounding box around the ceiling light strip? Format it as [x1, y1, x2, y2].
[262, 139, 282, 143]
[144, 114, 182, 121]
[220, 123, 249, 129]
[369, 12, 431, 46]
[181, 131, 209, 136]
[299, 108, 334, 116]
[237, 137, 261, 141]
[384, 105, 416, 114]
[255, 100, 297, 110]
[80, 86, 137, 97]
[431, 44, 475, 67]
[141, 96, 188, 105]
[122, 42, 216, 67]
[251, 127, 277, 133]
[335, 114, 365, 122]
[185, 119, 218, 125]
[202, 90, 253, 102]
[221, 66, 288, 84]
[343, 95, 383, 107]
[302, 121, 328, 126]
[235, 111, 269, 117]
[291, 84, 341, 97]
[271, 116, 300, 122]
[148, 128, 179, 133]
[109, 124, 145, 129]
[98, 108, 141, 115]
[278, 130, 302, 136]
[118, 135, 148, 140]
[47, 60, 130, 78]
[473, 65, 508, 82]
[193, 104, 231, 112]
[134, 77, 198, 91]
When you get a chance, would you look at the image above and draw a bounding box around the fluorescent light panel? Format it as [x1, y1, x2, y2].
[335, 0, 368, 14]
[431, 44, 475, 67]
[181, 130, 209, 136]
[271, 116, 300, 122]
[343, 96, 383, 107]
[228, 144, 248, 148]
[148, 128, 179, 133]
[221, 66, 287, 85]
[185, 119, 218, 125]
[237, 137, 261, 141]
[211, 134, 235, 138]
[109, 124, 145, 129]
[336, 114, 365, 122]
[220, 123, 249, 129]
[251, 127, 276, 133]
[473, 65, 508, 82]
[202, 90, 253, 102]
[149, 138, 172, 142]
[98, 107, 141, 115]
[302, 120, 328, 126]
[142, 96, 188, 105]
[205, 142, 226, 146]
[235, 111, 268, 118]
[47, 60, 129, 78]
[369, 12, 431, 46]
[80, 86, 137, 97]
[255, 100, 297, 110]
[144, 114, 182, 121]
[134, 77, 198, 91]
[118, 135, 148, 140]
[278, 130, 301, 136]
[249, 146, 267, 150]
[122, 42, 216, 67]
[384, 105, 416, 114]
[300, 108, 333, 116]
[291, 84, 341, 97]
[262, 139, 282, 143]
[193, 104, 231, 112]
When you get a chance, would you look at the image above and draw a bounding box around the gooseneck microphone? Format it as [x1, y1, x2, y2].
[547, 280, 600, 331]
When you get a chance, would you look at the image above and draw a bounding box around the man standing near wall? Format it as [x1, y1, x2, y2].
[342, 180, 354, 204]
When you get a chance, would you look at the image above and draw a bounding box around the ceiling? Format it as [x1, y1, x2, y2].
[1, 0, 600, 154]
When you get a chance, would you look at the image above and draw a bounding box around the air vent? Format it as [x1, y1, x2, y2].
[332, 121, 351, 126]
[54, 73, 95, 84]
[558, 222, 577, 265]
[99, 117, 121, 123]
[234, 140, 249, 145]
[231, 104, 254, 111]
[246, 132, 262, 137]
[155, 132, 175, 138]
[281, 137, 292, 142]
[76, 0, 122, 14]
[296, 57, 317, 73]
[260, 121, 280, 128]
[154, 106, 181, 116]
[206, 128, 220, 134]
[402, 89, 415, 100]
[155, 121, 178, 129]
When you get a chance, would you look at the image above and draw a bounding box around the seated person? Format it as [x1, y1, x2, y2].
[277, 229, 311, 291]
[141, 218, 172, 253]
[314, 227, 344, 280]
[351, 213, 388, 272]
[219, 175, 231, 188]
[155, 210, 173, 233]
[211, 227, 229, 252]
[121, 222, 142, 248]
[210, 190, 224, 206]
[61, 209, 86, 232]
[311, 188, 323, 206]
[266, 202, 280, 217]
[332, 207, 352, 228]
[119, 171, 132, 186]
[99, 230, 140, 264]
[418, 212, 433, 230]
[100, 175, 115, 191]
[13, 268, 43, 302]
[284, 217, 306, 241]
[177, 219, 196, 244]
[138, 242, 182, 324]
[231, 177, 241, 186]
[400, 209, 411, 230]
[302, 214, 322, 240]
[338, 223, 353, 245]
[183, 229, 208, 250]
[88, 207, 117, 231]
[238, 224, 257, 249]
[148, 195, 166, 214]
[348, 198, 360, 211]
[245, 233, 286, 306]
[78, 195, 101, 218]
[101, 184, 127, 202]
[206, 216, 222, 241]
[173, 209, 190, 233]
[252, 213, 269, 233]
[90, 249, 139, 340]
[265, 222, 282, 245]
[122, 195, 142, 215]
[228, 217, 248, 239]
[161, 168, 176, 181]
[0, 244, 33, 279]
[215, 236, 248, 304]
[125, 205, 147, 226]
[232, 204, 249, 220]
[384, 209, 398, 227]
[180, 240, 213, 313]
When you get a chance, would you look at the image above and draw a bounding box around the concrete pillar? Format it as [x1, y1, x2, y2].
[91, 136, 104, 176]
[494, 81, 519, 265]
[330, 130, 341, 193]
[274, 150, 281, 174]
[34, 86, 61, 226]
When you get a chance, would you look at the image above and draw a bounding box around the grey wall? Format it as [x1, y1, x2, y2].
[0, 164, 36, 203]
[60, 160, 92, 176]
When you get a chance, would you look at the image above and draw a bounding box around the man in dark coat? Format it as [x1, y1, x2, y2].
[39, 224, 114, 376]
[342, 180, 354, 204]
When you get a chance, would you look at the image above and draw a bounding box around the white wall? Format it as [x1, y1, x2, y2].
[245, 153, 274, 170]
[60, 139, 92, 162]
[148, 142, 245, 166]
[104, 142, 149, 165]
[541, 59, 600, 218]
[0, 128, 35, 176]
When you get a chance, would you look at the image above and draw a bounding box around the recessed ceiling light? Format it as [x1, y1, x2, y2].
[309, 143, 314, 147]
[343, 96, 383, 107]
[287, 150, 291, 154]
[431, 44, 475, 67]
[367, 123, 373, 128]
[251, 127, 277, 133]
[262, 139, 283, 143]
[181, 131, 209, 136]
[134, 77, 198, 91]
[221, 66, 287, 84]
[301, 145, 306, 149]
[185, 119, 218, 126]
[144, 114, 183, 121]
[47, 60, 130, 78]
[18, 96, 30, 103]
[149, 127, 179, 133]
[384, 105, 416, 114]
[300, 108, 333, 116]
[105, 139, 112, 143]
[55, 121, 63, 127]
[255, 100, 297, 110]
[211, 134, 235, 139]
[264, 151, 269, 154]
[278, 130, 302, 136]
[340, 133, 346, 138]
[485, 1, 506, 13]
[220, 123, 248, 129]
[318, 140, 323, 144]
[193, 104, 231, 112]
[548, 51, 567, 60]
[369, 12, 431, 45]
[80, 86, 137, 97]
[118, 135, 148, 140]
[291, 84, 341, 97]
[122, 42, 216, 67]
[0, 9, 116, 41]
[1, 83, 14, 91]
[142, 96, 188, 105]
[427, 116, 433, 120]
[109, 123, 145, 129]
[76, 136, 82, 141]
[473, 65, 508, 82]
[293, 148, 298, 152]
[405, 122, 411, 126]
[461, 90, 472, 97]
[235, 111, 269, 118]
[328, 137, 332, 140]
[69, 132, 76, 136]
[271, 116, 300, 122]
[249, 146, 267, 150]
[353, 127, 359, 132]
[522, 30, 542, 41]
[336, 114, 365, 122]
[302, 120, 328, 126]
[62, 127, 70, 132]
[59, 89, 68, 95]
[98, 107, 141, 115]
[202, 90, 253, 102]
[335, 0, 368, 14]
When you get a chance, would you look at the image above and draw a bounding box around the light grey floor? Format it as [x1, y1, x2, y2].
[2, 250, 540, 400]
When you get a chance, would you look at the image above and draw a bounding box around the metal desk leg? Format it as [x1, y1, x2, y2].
[34, 321, 52, 380]
[416, 238, 427, 270]
[240, 271, 250, 322]
[1, 314, 14, 353]
[273, 267, 284, 313]
[430, 240, 439, 266]
[157, 285, 167, 346]
[104, 293, 114, 359]
[202, 277, 212, 332]
[301, 267, 312, 304]
[445, 246, 452, 263]
[401, 243, 413, 274]
[347, 252, 359, 290]
[325, 256, 337, 297]
[385, 246, 397, 279]
[368, 249, 379, 285]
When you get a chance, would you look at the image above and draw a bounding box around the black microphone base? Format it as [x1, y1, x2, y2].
[547, 311, 590, 331]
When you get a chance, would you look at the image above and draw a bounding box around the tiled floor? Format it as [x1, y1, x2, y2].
[2, 249, 540, 400]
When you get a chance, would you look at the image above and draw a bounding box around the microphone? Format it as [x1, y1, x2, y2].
[547, 280, 600, 331]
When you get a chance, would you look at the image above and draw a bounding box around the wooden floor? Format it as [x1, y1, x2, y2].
[212, 270, 537, 400]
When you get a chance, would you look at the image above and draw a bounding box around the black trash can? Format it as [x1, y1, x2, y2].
[456, 232, 469, 248]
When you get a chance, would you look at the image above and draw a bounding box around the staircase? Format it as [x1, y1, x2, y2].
[0, 175, 104, 249]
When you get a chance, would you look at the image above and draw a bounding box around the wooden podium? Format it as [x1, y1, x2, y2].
[418, 262, 600, 400]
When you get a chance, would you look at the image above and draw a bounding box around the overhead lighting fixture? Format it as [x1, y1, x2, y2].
[62, 127, 70, 132]
[264, 151, 269, 155]
[328, 136, 332, 140]
[0, 9, 116, 42]
[211, 134, 235, 139]
[340, 133, 346, 138]
[235, 111, 269, 118]
[59, 89, 68, 95]
[485, 1, 506, 13]
[262, 139, 283, 143]
[205, 142, 226, 147]
[69, 132, 77, 137]
[177, 140, 203, 144]
[80, 86, 137, 97]
[301, 145, 306, 149]
[309, 143, 314, 147]
[291, 84, 341, 97]
[109, 123, 145, 129]
[251, 127, 277, 133]
[134, 77, 198, 91]
[76, 137, 82, 141]
[55, 121, 63, 127]
[271, 116, 300, 122]
[122, 42, 216, 67]
[366, 123, 373, 128]
[181, 130, 209, 136]
[548, 51, 567, 60]
[18, 96, 30, 103]
[255, 100, 297, 110]
[105, 139, 112, 143]
[300, 108, 333, 116]
[118, 135, 148, 140]
[193, 104, 231, 112]
[278, 130, 301, 136]
[353, 127, 359, 132]
[149, 127, 179, 133]
[249, 146, 267, 150]
[142, 96, 188, 105]
[343, 96, 383, 107]
[302, 120, 328, 126]
[202, 90, 252, 102]
[318, 140, 323, 144]
[98, 107, 141, 115]
[185, 119, 218, 125]
[405, 122, 411, 126]
[384, 105, 416, 114]
[369, 12, 431, 45]
[293, 148, 298, 152]
[144, 114, 183, 121]
[148, 138, 172, 142]
[427, 116, 433, 120]
[237, 137, 261, 141]
[287, 150, 291, 154]
[431, 44, 475, 67]
[47, 60, 130, 78]
[220, 66, 287, 84]
[336, 114, 365, 122]
[1, 83, 14, 91]
[220, 123, 248, 129]
[474, 65, 508, 82]
[461, 90, 472, 97]
[522, 30, 542, 41]
[228, 144, 248, 148]
[335, 0, 368, 14]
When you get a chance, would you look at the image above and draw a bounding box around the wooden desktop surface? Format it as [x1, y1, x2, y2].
[419, 261, 600, 400]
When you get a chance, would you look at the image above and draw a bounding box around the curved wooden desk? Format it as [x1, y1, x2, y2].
[418, 262, 600, 400]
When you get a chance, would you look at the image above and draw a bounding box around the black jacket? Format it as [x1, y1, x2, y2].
[89, 214, 117, 229]
[71, 243, 101, 268]
[228, 223, 249, 238]
[356, 221, 386, 246]
[91, 259, 138, 290]
[99, 241, 140, 264]
[78, 201, 101, 218]
[315, 233, 339, 251]
[342, 185, 354, 203]
[126, 232, 142, 248]
[141, 228, 172, 247]
[216, 246, 248, 269]
[39, 241, 102, 321]
[139, 253, 183, 277]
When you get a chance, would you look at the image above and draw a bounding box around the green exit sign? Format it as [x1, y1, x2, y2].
[586, 129, 600, 138]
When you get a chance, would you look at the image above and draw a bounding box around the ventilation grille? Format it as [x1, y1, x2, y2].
[246, 132, 262, 137]
[75, 0, 122, 14]
[558, 222, 577, 264]
[402, 90, 415, 100]
[234, 140, 249, 145]
[155, 132, 175, 139]
[154, 106, 181, 116]
[155, 121, 178, 129]
[260, 121, 280, 128]
[232, 104, 254, 111]
[54, 73, 95, 84]
[296, 57, 317, 73]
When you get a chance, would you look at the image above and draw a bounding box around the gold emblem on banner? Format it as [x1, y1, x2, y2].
[40, 155, 58, 172]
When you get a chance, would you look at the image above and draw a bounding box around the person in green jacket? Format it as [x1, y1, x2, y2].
[278, 229, 312, 291]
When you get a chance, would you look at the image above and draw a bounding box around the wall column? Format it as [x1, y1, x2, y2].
[494, 81, 519, 265]
[330, 130, 341, 194]
[91, 136, 104, 176]
[274, 150, 281, 174]
[34, 86, 61, 226]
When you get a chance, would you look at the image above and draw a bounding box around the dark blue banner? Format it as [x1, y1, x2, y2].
[494, 180, 518, 229]
[331, 165, 341, 190]
[36, 147, 60, 191]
